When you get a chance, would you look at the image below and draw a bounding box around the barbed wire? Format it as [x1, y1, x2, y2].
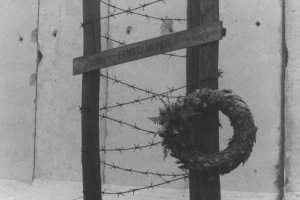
[99, 70, 223, 111]
[101, 160, 188, 178]
[100, 0, 187, 22]
[99, 92, 174, 111]
[101, 34, 127, 46]
[102, 176, 188, 196]
[99, 113, 157, 136]
[100, 140, 162, 153]
[81, 0, 163, 27]
[101, 0, 165, 19]
[71, 176, 187, 199]
[101, 34, 186, 58]
[81, 0, 186, 27]
[99, 71, 181, 99]
[70, 197, 83, 200]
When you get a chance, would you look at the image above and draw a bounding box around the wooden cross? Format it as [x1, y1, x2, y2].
[77, 0, 224, 200]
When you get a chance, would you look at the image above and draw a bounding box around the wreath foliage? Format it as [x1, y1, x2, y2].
[150, 88, 257, 175]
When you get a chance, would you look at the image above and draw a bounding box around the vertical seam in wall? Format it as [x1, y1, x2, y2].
[279, 0, 288, 199]
[32, 0, 41, 183]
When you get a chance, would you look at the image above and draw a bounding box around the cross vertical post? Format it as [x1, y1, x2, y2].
[186, 0, 221, 200]
[81, 0, 102, 200]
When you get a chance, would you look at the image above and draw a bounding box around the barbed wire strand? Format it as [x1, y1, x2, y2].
[99, 93, 172, 111]
[99, 113, 157, 136]
[99, 72, 181, 99]
[100, 140, 162, 153]
[99, 70, 223, 111]
[101, 0, 165, 19]
[70, 197, 83, 200]
[81, 0, 179, 27]
[102, 176, 188, 196]
[81, 0, 161, 26]
[70, 176, 187, 199]
[100, 0, 186, 23]
[101, 160, 188, 178]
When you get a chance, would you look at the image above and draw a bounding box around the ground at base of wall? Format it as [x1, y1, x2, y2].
[0, 179, 278, 200]
[284, 193, 300, 200]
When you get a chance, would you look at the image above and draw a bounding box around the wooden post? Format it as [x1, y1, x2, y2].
[81, 0, 102, 200]
[186, 0, 221, 200]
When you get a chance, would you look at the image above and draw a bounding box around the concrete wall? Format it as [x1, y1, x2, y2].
[1, 0, 299, 199]
[0, 0, 38, 181]
[285, 0, 300, 199]
[34, 0, 83, 181]
[219, 0, 282, 193]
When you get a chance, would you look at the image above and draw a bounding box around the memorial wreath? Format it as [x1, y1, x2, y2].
[151, 88, 257, 175]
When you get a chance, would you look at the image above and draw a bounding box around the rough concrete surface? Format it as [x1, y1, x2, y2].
[0, 0, 38, 181]
[219, 0, 282, 193]
[34, 0, 83, 182]
[285, 0, 300, 199]
[0, 179, 277, 200]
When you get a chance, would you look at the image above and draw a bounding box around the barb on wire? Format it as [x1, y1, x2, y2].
[102, 176, 188, 196]
[102, 0, 165, 20]
[99, 72, 181, 99]
[100, 140, 162, 153]
[71, 147, 187, 200]
[100, 93, 169, 111]
[101, 34, 127, 46]
[81, 0, 174, 27]
[99, 70, 223, 111]
[100, 34, 186, 58]
[99, 113, 157, 136]
[69, 197, 83, 200]
[163, 52, 186, 58]
[100, 0, 187, 22]
[101, 160, 188, 178]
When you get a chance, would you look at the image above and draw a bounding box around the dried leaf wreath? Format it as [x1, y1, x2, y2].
[150, 88, 257, 175]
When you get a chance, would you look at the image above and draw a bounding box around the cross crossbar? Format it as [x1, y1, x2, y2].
[73, 22, 225, 75]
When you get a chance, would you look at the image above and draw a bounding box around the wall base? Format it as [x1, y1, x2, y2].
[0, 179, 278, 200]
[284, 192, 300, 200]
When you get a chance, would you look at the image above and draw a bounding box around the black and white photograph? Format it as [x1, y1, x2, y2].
[0, 0, 297, 200]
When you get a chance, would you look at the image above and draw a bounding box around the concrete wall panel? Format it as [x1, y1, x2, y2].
[285, 0, 300, 199]
[0, 0, 38, 181]
[35, 0, 83, 181]
[219, 0, 282, 193]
